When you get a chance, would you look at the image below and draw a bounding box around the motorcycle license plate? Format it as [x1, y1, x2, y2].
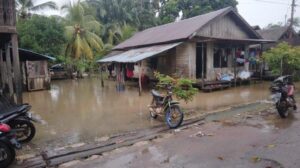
[271, 93, 281, 102]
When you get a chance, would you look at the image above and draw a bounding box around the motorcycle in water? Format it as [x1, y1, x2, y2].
[270, 75, 297, 118]
[148, 86, 184, 129]
[0, 123, 22, 168]
[0, 99, 39, 143]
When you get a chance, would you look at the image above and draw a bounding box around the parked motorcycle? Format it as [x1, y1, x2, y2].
[149, 86, 184, 129]
[0, 123, 22, 168]
[270, 75, 297, 118]
[0, 103, 38, 143]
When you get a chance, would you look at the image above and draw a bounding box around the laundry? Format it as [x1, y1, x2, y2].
[238, 71, 252, 80]
[236, 58, 245, 64]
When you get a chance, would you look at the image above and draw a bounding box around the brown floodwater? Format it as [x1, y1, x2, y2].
[22, 78, 277, 151]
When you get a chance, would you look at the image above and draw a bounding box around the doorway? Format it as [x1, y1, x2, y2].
[196, 43, 207, 79]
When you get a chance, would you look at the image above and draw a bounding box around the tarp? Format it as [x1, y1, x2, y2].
[97, 42, 182, 63]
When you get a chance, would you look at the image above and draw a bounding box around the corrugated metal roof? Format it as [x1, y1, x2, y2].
[257, 27, 289, 41]
[113, 7, 262, 50]
[18, 48, 56, 61]
[113, 7, 232, 50]
[98, 43, 181, 63]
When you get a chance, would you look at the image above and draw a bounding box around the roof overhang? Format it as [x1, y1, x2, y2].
[195, 36, 275, 44]
[8, 48, 56, 61]
[98, 42, 182, 63]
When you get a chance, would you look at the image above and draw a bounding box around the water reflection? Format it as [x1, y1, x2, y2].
[23, 78, 272, 150]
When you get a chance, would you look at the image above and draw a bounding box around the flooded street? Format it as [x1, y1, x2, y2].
[23, 78, 274, 151]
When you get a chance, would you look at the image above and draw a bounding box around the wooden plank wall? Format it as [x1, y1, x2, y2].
[0, 0, 15, 26]
[26, 61, 51, 91]
[197, 14, 251, 39]
[157, 48, 176, 76]
[175, 42, 196, 79]
[0, 43, 19, 102]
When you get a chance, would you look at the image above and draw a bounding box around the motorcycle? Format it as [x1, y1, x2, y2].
[270, 75, 297, 118]
[0, 123, 22, 168]
[148, 86, 184, 129]
[0, 102, 39, 143]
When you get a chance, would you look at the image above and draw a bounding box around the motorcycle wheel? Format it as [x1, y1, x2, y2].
[277, 100, 289, 118]
[165, 105, 184, 129]
[9, 120, 36, 143]
[0, 141, 15, 168]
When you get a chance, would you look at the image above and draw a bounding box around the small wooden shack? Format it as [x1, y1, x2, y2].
[19, 48, 55, 91]
[0, 0, 22, 103]
[98, 7, 273, 92]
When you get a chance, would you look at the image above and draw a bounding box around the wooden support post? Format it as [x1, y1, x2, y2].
[5, 44, 14, 99]
[233, 47, 237, 87]
[138, 62, 142, 96]
[0, 49, 3, 89]
[260, 44, 263, 81]
[11, 34, 22, 103]
[100, 65, 104, 87]
[201, 43, 204, 88]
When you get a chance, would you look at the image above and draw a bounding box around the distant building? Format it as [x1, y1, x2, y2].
[257, 26, 299, 49]
[19, 48, 54, 91]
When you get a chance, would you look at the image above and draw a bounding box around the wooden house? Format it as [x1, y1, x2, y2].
[98, 7, 272, 91]
[257, 26, 299, 49]
[19, 48, 54, 91]
[0, 0, 22, 103]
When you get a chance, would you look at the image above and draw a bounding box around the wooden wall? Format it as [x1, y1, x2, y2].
[25, 61, 51, 91]
[175, 42, 196, 79]
[0, 37, 22, 103]
[157, 48, 176, 76]
[0, 0, 16, 33]
[197, 14, 252, 40]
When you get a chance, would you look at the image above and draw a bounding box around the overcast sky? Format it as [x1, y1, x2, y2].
[39, 0, 300, 29]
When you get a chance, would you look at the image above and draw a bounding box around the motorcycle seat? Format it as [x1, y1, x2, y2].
[151, 90, 164, 98]
[0, 104, 30, 119]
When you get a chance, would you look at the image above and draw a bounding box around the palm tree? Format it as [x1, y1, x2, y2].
[16, 0, 58, 19]
[62, 0, 104, 60]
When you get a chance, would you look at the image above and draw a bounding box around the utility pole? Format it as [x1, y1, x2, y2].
[289, 0, 296, 39]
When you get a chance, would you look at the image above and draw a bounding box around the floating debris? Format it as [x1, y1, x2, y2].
[217, 156, 224, 160]
[266, 144, 276, 149]
[251, 156, 261, 163]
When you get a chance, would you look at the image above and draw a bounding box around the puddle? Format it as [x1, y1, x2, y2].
[22, 78, 287, 153]
[205, 102, 268, 122]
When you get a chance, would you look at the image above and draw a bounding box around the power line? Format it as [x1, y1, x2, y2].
[254, 0, 290, 5]
[239, 0, 290, 6]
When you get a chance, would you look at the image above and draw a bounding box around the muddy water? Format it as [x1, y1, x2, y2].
[23, 78, 273, 151]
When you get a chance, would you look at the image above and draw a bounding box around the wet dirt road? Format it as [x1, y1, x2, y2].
[21, 78, 279, 153]
[69, 100, 300, 168]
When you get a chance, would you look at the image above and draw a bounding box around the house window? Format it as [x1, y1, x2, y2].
[213, 48, 228, 68]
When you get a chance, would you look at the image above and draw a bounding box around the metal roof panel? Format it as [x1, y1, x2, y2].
[98, 43, 181, 63]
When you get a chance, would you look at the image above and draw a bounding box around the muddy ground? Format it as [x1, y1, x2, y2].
[47, 101, 300, 168]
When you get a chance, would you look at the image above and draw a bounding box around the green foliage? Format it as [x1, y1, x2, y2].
[159, 0, 238, 24]
[154, 72, 198, 103]
[62, 0, 104, 60]
[262, 42, 300, 75]
[17, 15, 66, 57]
[159, 0, 180, 24]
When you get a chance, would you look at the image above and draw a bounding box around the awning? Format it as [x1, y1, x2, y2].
[18, 48, 56, 61]
[97, 42, 181, 63]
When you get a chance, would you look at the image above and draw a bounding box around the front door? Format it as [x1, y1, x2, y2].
[196, 43, 207, 79]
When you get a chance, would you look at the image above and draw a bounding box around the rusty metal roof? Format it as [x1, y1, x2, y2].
[98, 43, 181, 63]
[114, 7, 232, 50]
[257, 27, 289, 41]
